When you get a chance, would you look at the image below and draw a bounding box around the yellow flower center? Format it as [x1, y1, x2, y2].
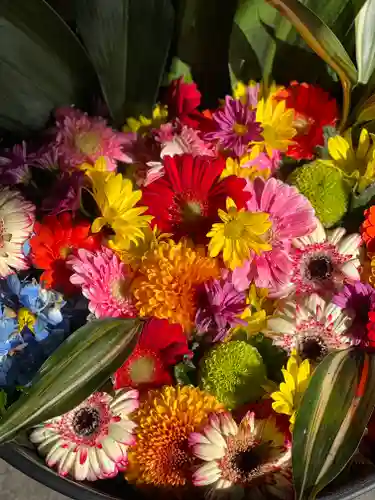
[18, 308, 36, 333]
[182, 201, 203, 222]
[293, 113, 314, 135]
[110, 278, 128, 301]
[59, 246, 71, 259]
[233, 123, 248, 136]
[75, 131, 100, 155]
[129, 355, 155, 384]
[224, 219, 245, 239]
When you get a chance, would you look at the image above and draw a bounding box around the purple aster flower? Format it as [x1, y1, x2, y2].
[332, 281, 375, 346]
[0, 142, 31, 185]
[204, 96, 262, 156]
[195, 277, 246, 342]
[42, 171, 84, 215]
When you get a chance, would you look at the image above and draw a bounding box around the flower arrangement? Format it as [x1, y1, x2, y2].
[3, 0, 375, 499]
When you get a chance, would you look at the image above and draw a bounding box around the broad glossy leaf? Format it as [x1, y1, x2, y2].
[266, 0, 357, 84]
[75, 0, 174, 126]
[0, 0, 95, 134]
[0, 318, 141, 444]
[356, 0, 375, 84]
[293, 349, 375, 500]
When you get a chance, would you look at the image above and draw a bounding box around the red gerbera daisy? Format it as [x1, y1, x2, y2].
[276, 82, 338, 160]
[30, 212, 101, 294]
[114, 318, 191, 390]
[141, 154, 250, 242]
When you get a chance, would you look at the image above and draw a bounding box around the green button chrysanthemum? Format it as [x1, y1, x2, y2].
[288, 160, 351, 228]
[199, 340, 266, 410]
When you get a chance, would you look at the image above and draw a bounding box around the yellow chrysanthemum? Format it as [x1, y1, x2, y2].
[253, 96, 296, 157]
[123, 104, 168, 135]
[221, 150, 272, 182]
[126, 385, 223, 487]
[236, 285, 275, 338]
[78, 156, 111, 174]
[133, 239, 219, 332]
[207, 197, 272, 271]
[88, 171, 152, 249]
[109, 224, 171, 269]
[270, 350, 311, 430]
[327, 128, 375, 192]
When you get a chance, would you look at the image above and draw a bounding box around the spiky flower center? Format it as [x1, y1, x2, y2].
[307, 256, 333, 281]
[299, 334, 328, 362]
[75, 131, 100, 155]
[220, 436, 276, 486]
[233, 123, 248, 136]
[72, 407, 101, 437]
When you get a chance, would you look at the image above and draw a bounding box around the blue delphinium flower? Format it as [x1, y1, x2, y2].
[0, 274, 72, 388]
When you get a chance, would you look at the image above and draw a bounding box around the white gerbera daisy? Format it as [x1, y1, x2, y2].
[279, 219, 362, 298]
[267, 293, 353, 363]
[189, 412, 292, 500]
[30, 389, 139, 481]
[0, 189, 35, 277]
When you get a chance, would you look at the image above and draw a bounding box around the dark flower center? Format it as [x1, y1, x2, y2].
[181, 200, 203, 222]
[235, 449, 261, 473]
[307, 256, 333, 281]
[72, 407, 101, 437]
[300, 336, 328, 362]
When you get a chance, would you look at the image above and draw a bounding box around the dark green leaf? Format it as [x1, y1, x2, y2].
[75, 0, 174, 126]
[0, 0, 96, 134]
[174, 356, 197, 386]
[0, 318, 142, 444]
[0, 390, 7, 417]
[293, 350, 375, 499]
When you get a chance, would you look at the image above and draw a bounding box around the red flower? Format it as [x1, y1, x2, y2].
[30, 212, 101, 294]
[114, 318, 191, 390]
[141, 154, 250, 242]
[276, 82, 338, 160]
[166, 78, 201, 120]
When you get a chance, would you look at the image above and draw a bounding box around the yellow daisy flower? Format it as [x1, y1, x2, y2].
[221, 150, 272, 182]
[18, 308, 36, 333]
[78, 156, 111, 174]
[253, 96, 296, 158]
[88, 171, 152, 249]
[236, 285, 275, 338]
[233, 80, 282, 105]
[123, 104, 168, 135]
[270, 350, 311, 430]
[327, 128, 375, 192]
[207, 197, 272, 271]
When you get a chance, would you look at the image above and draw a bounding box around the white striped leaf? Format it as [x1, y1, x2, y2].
[0, 318, 141, 444]
[293, 349, 375, 499]
[355, 0, 375, 84]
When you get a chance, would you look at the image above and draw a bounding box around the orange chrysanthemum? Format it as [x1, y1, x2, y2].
[126, 385, 223, 487]
[132, 239, 219, 332]
[362, 206, 375, 252]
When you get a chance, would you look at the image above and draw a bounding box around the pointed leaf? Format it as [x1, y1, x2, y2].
[75, 0, 174, 126]
[356, 94, 375, 123]
[0, 0, 95, 134]
[356, 0, 375, 84]
[0, 318, 141, 444]
[293, 349, 375, 500]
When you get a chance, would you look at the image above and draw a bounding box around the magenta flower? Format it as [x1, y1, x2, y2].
[204, 96, 262, 156]
[333, 281, 375, 347]
[42, 171, 84, 215]
[232, 177, 317, 296]
[195, 277, 246, 342]
[54, 107, 129, 170]
[0, 142, 34, 185]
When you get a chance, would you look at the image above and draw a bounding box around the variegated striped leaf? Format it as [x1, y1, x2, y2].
[0, 318, 141, 444]
[293, 349, 375, 500]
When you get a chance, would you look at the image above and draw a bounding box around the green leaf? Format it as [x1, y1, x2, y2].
[266, 0, 357, 130]
[293, 349, 375, 500]
[172, 0, 236, 107]
[0, 318, 141, 444]
[355, 94, 375, 123]
[75, 0, 174, 126]
[0, 0, 95, 134]
[0, 390, 7, 417]
[355, 0, 375, 84]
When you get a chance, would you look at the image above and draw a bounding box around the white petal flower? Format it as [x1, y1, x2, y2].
[30, 389, 139, 481]
[190, 412, 292, 499]
[267, 293, 353, 362]
[0, 189, 35, 277]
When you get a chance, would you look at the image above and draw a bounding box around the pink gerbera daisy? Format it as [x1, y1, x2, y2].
[159, 124, 216, 158]
[205, 96, 262, 156]
[54, 107, 129, 170]
[68, 246, 137, 318]
[232, 178, 317, 296]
